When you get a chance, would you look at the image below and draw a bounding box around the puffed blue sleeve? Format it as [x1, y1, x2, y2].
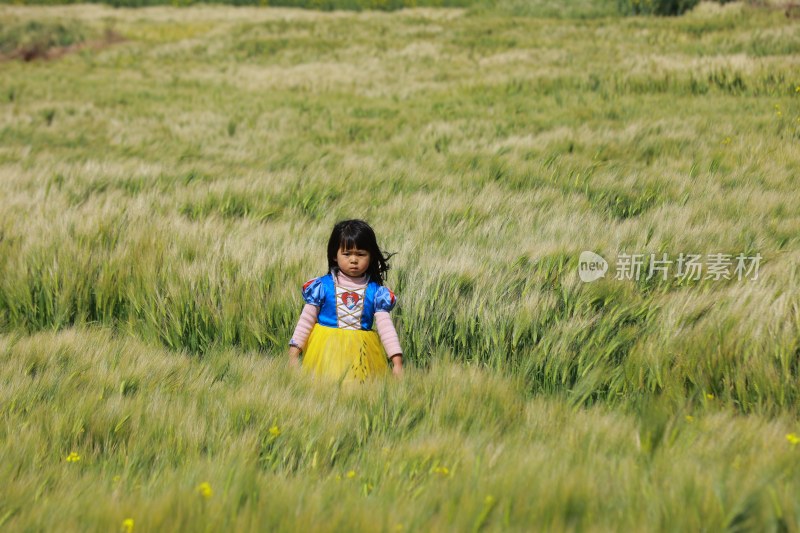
[374, 286, 397, 313]
[301, 277, 325, 306]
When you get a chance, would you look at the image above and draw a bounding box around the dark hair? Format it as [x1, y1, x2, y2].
[326, 219, 394, 285]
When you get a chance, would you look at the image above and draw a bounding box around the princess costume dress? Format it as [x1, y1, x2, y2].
[290, 270, 400, 383]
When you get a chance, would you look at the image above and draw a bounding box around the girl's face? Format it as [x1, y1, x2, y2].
[336, 246, 371, 278]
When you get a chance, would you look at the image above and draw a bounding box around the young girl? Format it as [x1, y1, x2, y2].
[288, 219, 403, 382]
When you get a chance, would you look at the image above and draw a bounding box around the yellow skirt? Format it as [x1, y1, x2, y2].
[302, 324, 389, 383]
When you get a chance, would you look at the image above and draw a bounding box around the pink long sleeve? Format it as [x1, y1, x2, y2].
[290, 304, 319, 350]
[375, 311, 402, 357]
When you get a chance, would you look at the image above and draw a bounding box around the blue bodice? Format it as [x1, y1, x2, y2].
[301, 271, 396, 331]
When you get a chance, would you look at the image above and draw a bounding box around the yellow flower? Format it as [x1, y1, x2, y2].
[269, 425, 281, 437]
[685, 415, 694, 423]
[433, 466, 449, 476]
[786, 433, 800, 445]
[346, 470, 357, 479]
[122, 518, 134, 533]
[65, 452, 81, 463]
[196, 482, 213, 499]
[705, 393, 714, 400]
[795, 85, 800, 93]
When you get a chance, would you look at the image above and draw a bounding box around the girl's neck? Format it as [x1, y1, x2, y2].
[333, 269, 368, 287]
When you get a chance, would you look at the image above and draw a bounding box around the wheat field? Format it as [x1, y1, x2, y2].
[1, 1, 800, 530]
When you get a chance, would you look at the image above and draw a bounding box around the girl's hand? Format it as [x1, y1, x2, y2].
[289, 346, 301, 370]
[389, 354, 403, 379]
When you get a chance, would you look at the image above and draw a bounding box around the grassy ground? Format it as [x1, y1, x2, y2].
[1, 1, 800, 530]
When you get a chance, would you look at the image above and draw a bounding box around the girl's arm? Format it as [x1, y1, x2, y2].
[288, 304, 320, 367]
[375, 311, 403, 377]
